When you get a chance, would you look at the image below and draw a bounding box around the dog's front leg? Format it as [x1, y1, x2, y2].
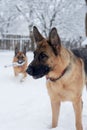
[73, 98, 83, 130]
[20, 72, 27, 82]
[14, 71, 18, 76]
[51, 101, 60, 128]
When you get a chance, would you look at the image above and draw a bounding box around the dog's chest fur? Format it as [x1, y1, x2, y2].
[14, 65, 26, 73]
[46, 57, 85, 102]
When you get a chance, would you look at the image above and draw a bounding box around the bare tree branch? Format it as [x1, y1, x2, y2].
[16, 5, 29, 23]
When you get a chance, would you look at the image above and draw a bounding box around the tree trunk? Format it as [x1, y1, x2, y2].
[30, 31, 35, 51]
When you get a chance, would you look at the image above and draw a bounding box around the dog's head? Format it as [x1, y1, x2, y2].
[14, 46, 26, 64]
[26, 26, 61, 79]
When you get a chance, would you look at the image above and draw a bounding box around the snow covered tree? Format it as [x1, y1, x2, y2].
[33, 0, 60, 37]
[0, 0, 20, 35]
[15, 0, 36, 50]
[0, 0, 86, 50]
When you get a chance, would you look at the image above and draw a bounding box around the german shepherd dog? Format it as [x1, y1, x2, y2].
[13, 46, 28, 82]
[26, 26, 85, 130]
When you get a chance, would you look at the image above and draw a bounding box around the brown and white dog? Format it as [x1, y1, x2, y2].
[13, 46, 28, 82]
[26, 26, 85, 130]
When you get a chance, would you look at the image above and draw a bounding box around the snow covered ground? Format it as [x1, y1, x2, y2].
[0, 51, 87, 130]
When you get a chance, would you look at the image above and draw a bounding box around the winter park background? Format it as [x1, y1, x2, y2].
[0, 0, 87, 130]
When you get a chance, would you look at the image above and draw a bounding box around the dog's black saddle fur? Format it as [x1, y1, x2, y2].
[72, 48, 87, 75]
[71, 48, 87, 74]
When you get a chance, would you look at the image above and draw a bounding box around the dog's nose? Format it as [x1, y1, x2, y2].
[26, 65, 33, 75]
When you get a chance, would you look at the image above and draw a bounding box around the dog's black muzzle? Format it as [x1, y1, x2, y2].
[18, 60, 24, 64]
[26, 64, 50, 79]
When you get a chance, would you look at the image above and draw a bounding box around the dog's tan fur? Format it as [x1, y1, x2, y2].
[13, 49, 27, 81]
[27, 27, 85, 130]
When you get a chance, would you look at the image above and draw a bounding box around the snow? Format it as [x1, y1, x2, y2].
[0, 51, 87, 130]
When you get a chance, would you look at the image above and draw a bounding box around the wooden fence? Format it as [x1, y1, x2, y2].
[0, 34, 84, 51]
[0, 34, 33, 51]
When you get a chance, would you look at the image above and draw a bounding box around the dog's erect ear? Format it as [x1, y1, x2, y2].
[33, 26, 44, 43]
[23, 45, 26, 55]
[49, 28, 61, 55]
[15, 46, 19, 56]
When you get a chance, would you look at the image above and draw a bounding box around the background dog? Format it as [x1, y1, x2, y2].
[26, 26, 85, 130]
[13, 46, 28, 82]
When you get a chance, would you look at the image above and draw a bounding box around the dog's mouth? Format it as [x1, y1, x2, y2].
[26, 64, 50, 79]
[17, 60, 24, 64]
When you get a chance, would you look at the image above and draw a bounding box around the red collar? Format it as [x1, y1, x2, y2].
[46, 66, 68, 82]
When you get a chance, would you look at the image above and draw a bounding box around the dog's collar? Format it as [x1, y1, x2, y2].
[46, 64, 70, 82]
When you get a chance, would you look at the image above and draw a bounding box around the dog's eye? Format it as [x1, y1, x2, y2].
[21, 56, 24, 59]
[39, 52, 48, 61]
